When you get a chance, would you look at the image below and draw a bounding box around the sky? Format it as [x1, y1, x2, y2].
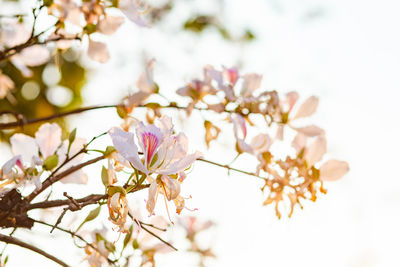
[1, 0, 400, 266]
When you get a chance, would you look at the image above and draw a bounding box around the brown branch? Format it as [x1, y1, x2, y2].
[129, 212, 177, 251]
[33, 219, 117, 266]
[27, 185, 150, 210]
[0, 233, 69, 266]
[197, 158, 265, 180]
[0, 35, 81, 62]
[0, 105, 117, 130]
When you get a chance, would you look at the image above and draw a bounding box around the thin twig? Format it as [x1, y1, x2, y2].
[33, 219, 117, 266]
[25, 155, 106, 202]
[129, 212, 177, 251]
[0, 233, 69, 266]
[0, 105, 117, 130]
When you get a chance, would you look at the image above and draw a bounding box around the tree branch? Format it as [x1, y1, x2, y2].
[0, 233, 69, 266]
[0, 105, 117, 130]
[25, 155, 106, 202]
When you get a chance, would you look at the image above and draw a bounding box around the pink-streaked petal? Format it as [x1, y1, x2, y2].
[109, 127, 147, 174]
[320, 160, 349, 181]
[305, 135, 327, 166]
[223, 67, 239, 86]
[35, 123, 62, 159]
[10, 134, 39, 163]
[1, 156, 22, 175]
[292, 96, 319, 120]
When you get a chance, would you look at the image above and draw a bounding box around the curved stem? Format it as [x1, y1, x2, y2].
[0, 233, 69, 267]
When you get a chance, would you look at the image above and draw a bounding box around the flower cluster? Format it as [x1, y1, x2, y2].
[0, 123, 87, 194]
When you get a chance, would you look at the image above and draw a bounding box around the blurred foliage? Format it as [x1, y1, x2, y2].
[0, 48, 86, 142]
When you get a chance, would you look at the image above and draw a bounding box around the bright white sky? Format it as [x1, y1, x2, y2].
[2, 0, 400, 266]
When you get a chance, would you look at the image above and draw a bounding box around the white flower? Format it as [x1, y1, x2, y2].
[0, 72, 14, 99]
[109, 116, 202, 215]
[10, 123, 87, 184]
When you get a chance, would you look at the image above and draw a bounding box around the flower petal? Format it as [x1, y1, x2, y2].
[146, 180, 159, 215]
[35, 123, 62, 159]
[109, 127, 147, 174]
[305, 135, 327, 166]
[320, 160, 349, 181]
[292, 125, 325, 137]
[10, 134, 39, 163]
[292, 96, 319, 120]
[88, 39, 110, 63]
[98, 16, 125, 35]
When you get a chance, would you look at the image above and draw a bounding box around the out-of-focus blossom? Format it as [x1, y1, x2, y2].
[231, 114, 272, 155]
[275, 92, 323, 140]
[88, 38, 110, 63]
[119, 0, 150, 27]
[98, 15, 125, 35]
[84, 240, 109, 267]
[319, 160, 350, 181]
[123, 59, 157, 110]
[177, 65, 218, 114]
[10, 123, 87, 185]
[0, 71, 14, 99]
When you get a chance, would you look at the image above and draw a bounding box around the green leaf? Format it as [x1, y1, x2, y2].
[116, 105, 128, 118]
[132, 238, 139, 250]
[68, 128, 77, 153]
[43, 155, 59, 171]
[43, 0, 53, 7]
[76, 206, 101, 232]
[101, 166, 109, 187]
[84, 23, 96, 34]
[108, 186, 127, 197]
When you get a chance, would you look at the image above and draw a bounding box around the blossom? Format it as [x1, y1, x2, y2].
[109, 116, 202, 215]
[10, 123, 87, 185]
[0, 71, 14, 99]
[118, 0, 150, 27]
[84, 240, 109, 267]
[123, 59, 158, 110]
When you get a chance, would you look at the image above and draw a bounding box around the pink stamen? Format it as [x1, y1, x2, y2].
[142, 132, 159, 165]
